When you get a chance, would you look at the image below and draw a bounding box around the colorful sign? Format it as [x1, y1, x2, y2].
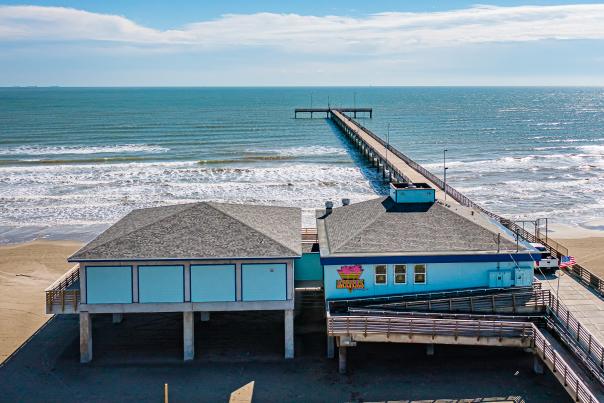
[336, 265, 364, 292]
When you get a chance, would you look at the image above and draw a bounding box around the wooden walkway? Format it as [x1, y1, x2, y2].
[539, 271, 604, 348]
[330, 110, 455, 204]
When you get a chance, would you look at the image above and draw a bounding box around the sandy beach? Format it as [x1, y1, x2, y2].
[0, 240, 82, 363]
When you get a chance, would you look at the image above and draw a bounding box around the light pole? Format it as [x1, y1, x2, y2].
[443, 149, 449, 203]
[353, 92, 356, 109]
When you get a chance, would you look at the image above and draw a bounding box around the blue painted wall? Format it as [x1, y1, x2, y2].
[242, 263, 287, 301]
[324, 261, 533, 300]
[86, 266, 132, 304]
[191, 264, 236, 302]
[389, 187, 435, 203]
[138, 265, 184, 303]
[294, 253, 323, 281]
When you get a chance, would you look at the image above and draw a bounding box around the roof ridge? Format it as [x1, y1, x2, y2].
[207, 202, 299, 256]
[330, 198, 384, 253]
[70, 203, 199, 259]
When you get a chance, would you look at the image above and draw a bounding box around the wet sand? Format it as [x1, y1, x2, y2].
[0, 240, 82, 363]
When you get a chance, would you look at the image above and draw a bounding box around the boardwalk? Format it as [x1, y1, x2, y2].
[330, 110, 456, 204]
[539, 271, 604, 347]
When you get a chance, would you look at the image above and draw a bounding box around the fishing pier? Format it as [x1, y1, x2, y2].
[294, 106, 604, 402]
[294, 107, 372, 119]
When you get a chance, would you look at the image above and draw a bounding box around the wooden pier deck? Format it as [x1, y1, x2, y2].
[294, 107, 372, 118]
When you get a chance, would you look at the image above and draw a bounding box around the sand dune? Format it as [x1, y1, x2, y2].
[0, 240, 82, 363]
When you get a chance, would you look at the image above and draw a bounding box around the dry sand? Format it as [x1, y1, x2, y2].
[557, 237, 604, 277]
[0, 240, 82, 363]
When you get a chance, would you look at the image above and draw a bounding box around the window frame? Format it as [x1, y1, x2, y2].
[374, 264, 387, 285]
[414, 264, 427, 284]
[394, 264, 407, 284]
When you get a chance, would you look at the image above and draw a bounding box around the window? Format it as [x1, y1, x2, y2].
[394, 265, 407, 284]
[414, 264, 427, 284]
[375, 265, 387, 285]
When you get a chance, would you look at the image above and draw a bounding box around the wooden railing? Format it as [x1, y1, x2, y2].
[45, 265, 80, 313]
[328, 314, 534, 340]
[301, 227, 318, 243]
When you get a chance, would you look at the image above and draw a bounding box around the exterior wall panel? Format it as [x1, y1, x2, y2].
[138, 265, 184, 303]
[324, 261, 533, 300]
[294, 253, 323, 281]
[86, 266, 132, 304]
[242, 263, 287, 301]
[191, 264, 236, 302]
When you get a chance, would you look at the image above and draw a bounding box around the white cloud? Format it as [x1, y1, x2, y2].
[1, 4, 604, 53]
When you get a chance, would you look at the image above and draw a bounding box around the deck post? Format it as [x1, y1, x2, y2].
[284, 309, 294, 359]
[426, 343, 435, 356]
[338, 345, 347, 374]
[199, 311, 210, 322]
[533, 355, 544, 374]
[112, 313, 123, 324]
[327, 335, 335, 359]
[80, 311, 92, 363]
[183, 311, 194, 361]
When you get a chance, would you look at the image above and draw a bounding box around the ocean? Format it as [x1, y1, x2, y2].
[1, 87, 603, 243]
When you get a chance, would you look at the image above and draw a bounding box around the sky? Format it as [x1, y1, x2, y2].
[1, 1, 604, 86]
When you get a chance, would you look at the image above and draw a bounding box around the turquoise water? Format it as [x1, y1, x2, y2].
[1, 87, 603, 242]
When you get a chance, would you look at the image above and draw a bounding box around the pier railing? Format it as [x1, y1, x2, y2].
[45, 265, 80, 314]
[532, 326, 599, 403]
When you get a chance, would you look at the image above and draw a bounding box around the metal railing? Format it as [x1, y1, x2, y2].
[45, 265, 80, 313]
[533, 325, 599, 403]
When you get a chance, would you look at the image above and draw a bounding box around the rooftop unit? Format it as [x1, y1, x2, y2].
[389, 182, 435, 204]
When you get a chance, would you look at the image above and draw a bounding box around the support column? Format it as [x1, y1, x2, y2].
[200, 311, 210, 322]
[284, 309, 294, 359]
[183, 311, 194, 361]
[338, 345, 347, 374]
[426, 343, 434, 356]
[533, 355, 544, 374]
[112, 313, 123, 324]
[326, 335, 335, 359]
[80, 312, 92, 363]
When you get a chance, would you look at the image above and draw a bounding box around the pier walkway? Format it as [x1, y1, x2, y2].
[330, 110, 456, 204]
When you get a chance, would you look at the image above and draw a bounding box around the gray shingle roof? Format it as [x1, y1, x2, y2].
[317, 197, 525, 257]
[69, 202, 301, 261]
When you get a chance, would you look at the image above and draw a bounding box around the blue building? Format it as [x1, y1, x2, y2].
[317, 183, 538, 301]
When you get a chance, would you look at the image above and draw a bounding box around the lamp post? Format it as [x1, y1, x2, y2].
[443, 149, 449, 203]
[386, 124, 390, 181]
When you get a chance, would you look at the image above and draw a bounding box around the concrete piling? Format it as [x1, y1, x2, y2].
[338, 345, 347, 374]
[112, 313, 123, 324]
[284, 309, 294, 359]
[183, 311, 194, 361]
[80, 311, 92, 363]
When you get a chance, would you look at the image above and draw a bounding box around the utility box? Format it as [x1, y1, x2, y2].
[488, 270, 513, 288]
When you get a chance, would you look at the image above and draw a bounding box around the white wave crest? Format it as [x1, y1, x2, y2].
[0, 144, 170, 156]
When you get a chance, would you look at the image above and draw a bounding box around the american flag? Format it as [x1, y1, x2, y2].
[560, 255, 576, 269]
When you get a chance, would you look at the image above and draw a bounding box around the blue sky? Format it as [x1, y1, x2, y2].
[1, 1, 604, 86]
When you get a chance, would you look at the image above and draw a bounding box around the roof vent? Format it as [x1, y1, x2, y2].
[342, 198, 350, 206]
[389, 182, 435, 204]
[325, 200, 334, 216]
